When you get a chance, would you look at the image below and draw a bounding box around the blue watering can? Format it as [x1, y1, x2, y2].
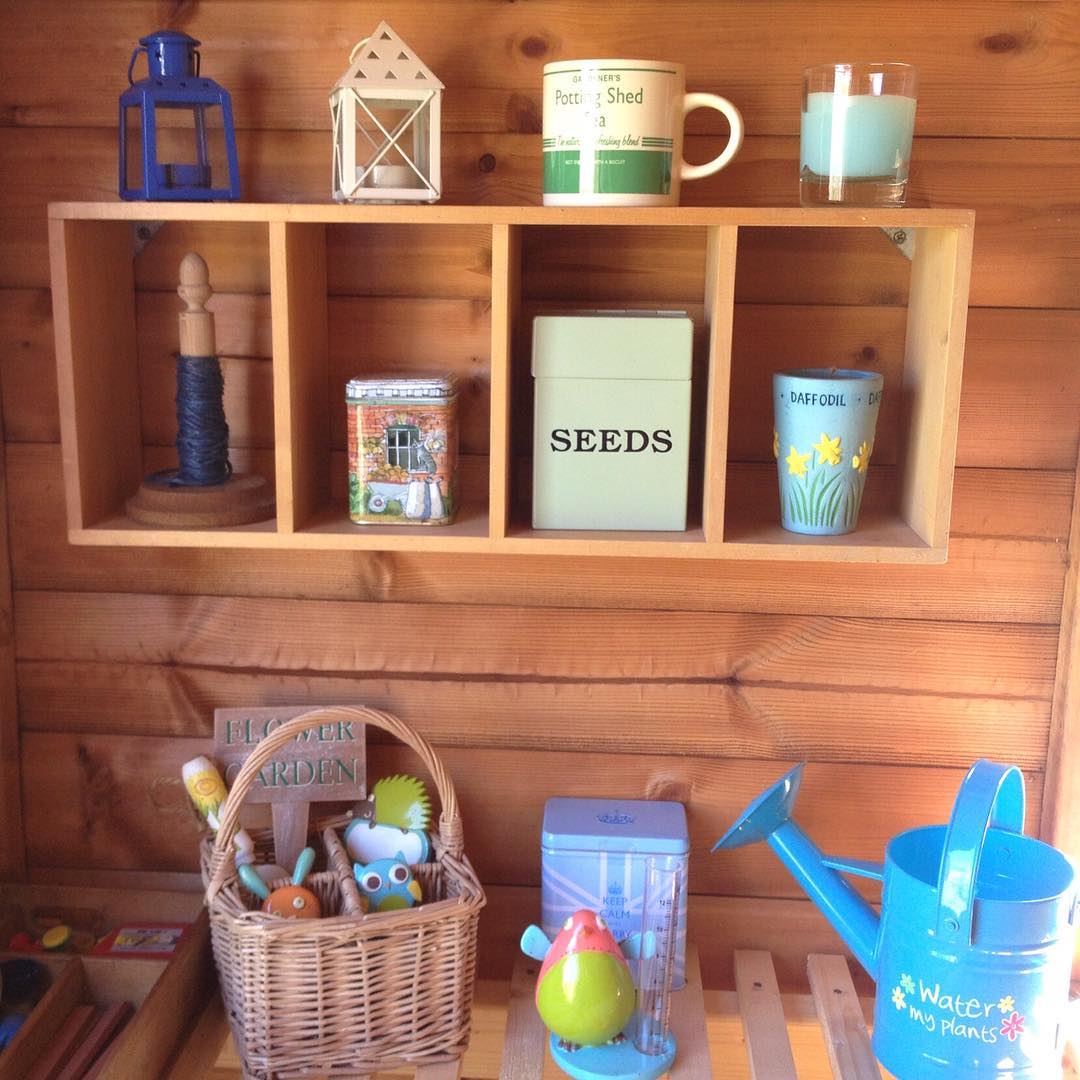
[714, 761, 1078, 1079]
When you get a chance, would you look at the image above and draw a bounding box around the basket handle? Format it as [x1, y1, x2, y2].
[205, 705, 462, 905]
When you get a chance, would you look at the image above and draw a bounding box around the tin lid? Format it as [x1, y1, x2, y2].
[542, 797, 689, 854]
[532, 312, 693, 381]
[346, 373, 457, 401]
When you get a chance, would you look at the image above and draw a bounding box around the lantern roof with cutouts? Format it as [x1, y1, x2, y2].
[333, 23, 444, 95]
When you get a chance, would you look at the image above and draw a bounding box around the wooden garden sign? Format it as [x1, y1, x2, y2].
[214, 706, 365, 871]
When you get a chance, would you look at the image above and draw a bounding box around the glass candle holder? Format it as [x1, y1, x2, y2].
[800, 62, 918, 207]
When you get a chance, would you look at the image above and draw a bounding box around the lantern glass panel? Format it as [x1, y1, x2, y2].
[153, 102, 231, 191]
[354, 96, 431, 188]
[123, 106, 144, 191]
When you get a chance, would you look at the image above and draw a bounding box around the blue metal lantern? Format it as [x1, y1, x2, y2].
[119, 31, 240, 201]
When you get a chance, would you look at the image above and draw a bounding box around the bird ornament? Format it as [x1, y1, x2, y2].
[520, 909, 644, 1050]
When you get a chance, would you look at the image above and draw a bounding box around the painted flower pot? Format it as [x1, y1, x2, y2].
[772, 368, 883, 535]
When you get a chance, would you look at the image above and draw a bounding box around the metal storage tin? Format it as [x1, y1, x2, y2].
[345, 374, 458, 525]
[541, 796, 689, 988]
[532, 311, 693, 530]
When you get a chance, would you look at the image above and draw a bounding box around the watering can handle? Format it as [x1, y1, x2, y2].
[934, 760, 1025, 946]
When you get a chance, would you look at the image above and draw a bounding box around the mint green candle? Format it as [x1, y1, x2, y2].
[801, 93, 915, 178]
[800, 62, 918, 207]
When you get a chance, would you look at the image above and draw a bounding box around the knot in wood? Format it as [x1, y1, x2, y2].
[981, 32, 1021, 53]
[519, 35, 550, 59]
[645, 774, 690, 804]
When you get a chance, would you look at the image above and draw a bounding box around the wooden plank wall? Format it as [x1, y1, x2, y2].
[1, 1, 1078, 990]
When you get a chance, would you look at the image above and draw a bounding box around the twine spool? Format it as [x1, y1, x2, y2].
[172, 353, 231, 486]
[125, 252, 274, 528]
[169, 252, 230, 487]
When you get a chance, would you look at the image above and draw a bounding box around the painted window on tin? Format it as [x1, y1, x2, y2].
[386, 425, 421, 471]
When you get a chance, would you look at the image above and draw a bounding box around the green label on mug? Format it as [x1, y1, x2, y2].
[544, 149, 673, 195]
[543, 64, 682, 197]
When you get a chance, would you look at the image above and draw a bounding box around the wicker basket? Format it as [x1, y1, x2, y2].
[202, 706, 486, 1079]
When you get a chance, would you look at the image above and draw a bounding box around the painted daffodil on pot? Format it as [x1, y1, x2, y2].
[772, 368, 883, 535]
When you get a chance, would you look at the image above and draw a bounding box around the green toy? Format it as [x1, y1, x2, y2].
[371, 774, 431, 831]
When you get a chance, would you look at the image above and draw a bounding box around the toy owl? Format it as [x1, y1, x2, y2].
[520, 909, 639, 1049]
[353, 851, 422, 912]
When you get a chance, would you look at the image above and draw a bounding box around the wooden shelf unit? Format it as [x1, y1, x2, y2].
[48, 203, 973, 562]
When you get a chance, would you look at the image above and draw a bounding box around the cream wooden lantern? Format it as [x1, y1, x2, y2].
[330, 22, 443, 203]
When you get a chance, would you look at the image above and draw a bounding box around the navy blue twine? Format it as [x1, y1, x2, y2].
[171, 354, 232, 486]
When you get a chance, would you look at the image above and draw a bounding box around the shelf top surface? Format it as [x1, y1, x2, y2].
[49, 201, 975, 229]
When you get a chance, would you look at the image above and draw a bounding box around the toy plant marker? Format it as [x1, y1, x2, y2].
[214, 705, 366, 870]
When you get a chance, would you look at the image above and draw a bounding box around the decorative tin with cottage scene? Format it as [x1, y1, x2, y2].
[346, 374, 458, 525]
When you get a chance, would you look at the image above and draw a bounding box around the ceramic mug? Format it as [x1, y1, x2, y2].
[542, 59, 743, 206]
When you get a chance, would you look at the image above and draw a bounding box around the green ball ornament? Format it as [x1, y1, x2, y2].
[536, 949, 635, 1046]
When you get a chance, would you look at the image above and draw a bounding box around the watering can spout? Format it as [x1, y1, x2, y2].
[713, 764, 882, 977]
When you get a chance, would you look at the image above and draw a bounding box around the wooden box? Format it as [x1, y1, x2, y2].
[48, 203, 973, 563]
[0, 885, 211, 1079]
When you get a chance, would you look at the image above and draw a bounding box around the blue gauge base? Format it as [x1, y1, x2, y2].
[550, 1029, 676, 1080]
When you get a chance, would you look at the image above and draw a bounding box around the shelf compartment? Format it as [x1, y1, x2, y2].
[725, 224, 971, 560]
[509, 223, 719, 539]
[50, 215, 275, 539]
[274, 220, 493, 539]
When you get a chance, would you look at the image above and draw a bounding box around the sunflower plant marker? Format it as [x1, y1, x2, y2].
[772, 368, 883, 535]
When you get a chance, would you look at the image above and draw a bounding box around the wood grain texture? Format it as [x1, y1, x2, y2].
[92, 913, 214, 1080]
[735, 950, 798, 1079]
[1, 133, 1077, 309]
[806, 955, 879, 1079]
[703, 226, 738, 539]
[1042, 444, 1080, 973]
[17, 730, 1045, 898]
[6, 292, 1079, 469]
[0, 391, 24, 879]
[0, 963, 87, 1080]
[5, 446, 1069, 621]
[12, 590, 1059, 696]
[498, 954, 547, 1080]
[3, 1, 1077, 138]
[14, 661, 1052, 769]
[5, 0, 1080, 1010]
[270, 220, 329, 531]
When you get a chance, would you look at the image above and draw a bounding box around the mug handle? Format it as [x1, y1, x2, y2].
[680, 93, 744, 181]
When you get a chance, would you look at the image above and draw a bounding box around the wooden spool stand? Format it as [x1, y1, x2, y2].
[126, 252, 274, 528]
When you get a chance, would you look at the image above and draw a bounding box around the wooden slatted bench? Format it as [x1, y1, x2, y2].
[169, 951, 1078, 1079]
[736, 951, 880, 1079]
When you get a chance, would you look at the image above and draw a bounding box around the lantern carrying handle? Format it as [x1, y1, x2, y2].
[126, 41, 201, 85]
[127, 46, 147, 87]
[348, 37, 371, 65]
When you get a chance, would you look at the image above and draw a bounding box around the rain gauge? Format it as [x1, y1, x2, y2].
[554, 858, 680, 1080]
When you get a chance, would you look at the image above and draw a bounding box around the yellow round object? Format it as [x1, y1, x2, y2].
[42, 924, 72, 950]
